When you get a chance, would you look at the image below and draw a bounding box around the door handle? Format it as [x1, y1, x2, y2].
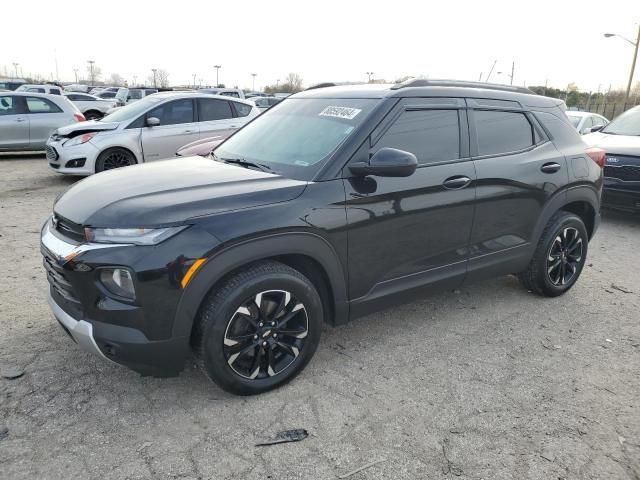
[16, 118, 26, 122]
[182, 130, 195, 134]
[442, 175, 472, 189]
[541, 162, 561, 173]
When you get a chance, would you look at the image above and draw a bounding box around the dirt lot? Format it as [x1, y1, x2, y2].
[0, 155, 638, 480]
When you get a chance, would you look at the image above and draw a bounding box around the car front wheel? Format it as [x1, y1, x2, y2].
[192, 261, 322, 395]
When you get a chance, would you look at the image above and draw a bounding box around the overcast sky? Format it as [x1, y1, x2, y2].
[1, 0, 639, 92]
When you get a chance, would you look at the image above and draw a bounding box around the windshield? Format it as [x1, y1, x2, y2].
[602, 107, 640, 136]
[101, 96, 164, 123]
[214, 98, 378, 179]
[567, 115, 581, 128]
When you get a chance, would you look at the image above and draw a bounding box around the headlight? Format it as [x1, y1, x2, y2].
[64, 132, 97, 147]
[84, 226, 187, 245]
[100, 268, 135, 299]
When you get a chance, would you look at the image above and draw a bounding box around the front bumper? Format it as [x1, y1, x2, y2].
[48, 293, 115, 363]
[46, 138, 100, 176]
[603, 181, 640, 212]
[41, 218, 217, 377]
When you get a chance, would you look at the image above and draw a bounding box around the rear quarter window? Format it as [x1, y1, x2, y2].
[232, 102, 253, 117]
[474, 110, 534, 156]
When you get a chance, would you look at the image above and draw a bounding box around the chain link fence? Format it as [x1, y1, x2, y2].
[570, 101, 640, 120]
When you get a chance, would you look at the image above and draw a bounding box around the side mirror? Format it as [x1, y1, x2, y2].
[590, 124, 605, 133]
[580, 127, 592, 135]
[146, 116, 160, 127]
[349, 147, 418, 177]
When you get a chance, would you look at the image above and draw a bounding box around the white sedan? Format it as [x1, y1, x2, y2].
[46, 92, 259, 175]
[64, 93, 118, 120]
[566, 111, 609, 135]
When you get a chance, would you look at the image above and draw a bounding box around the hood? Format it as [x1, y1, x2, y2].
[54, 120, 120, 138]
[583, 132, 640, 156]
[54, 157, 307, 227]
[176, 136, 227, 157]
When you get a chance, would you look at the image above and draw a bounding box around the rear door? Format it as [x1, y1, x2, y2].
[140, 98, 199, 160]
[25, 96, 69, 148]
[466, 98, 567, 281]
[196, 97, 237, 139]
[0, 96, 29, 149]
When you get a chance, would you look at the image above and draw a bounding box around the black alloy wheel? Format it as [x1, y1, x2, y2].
[96, 148, 135, 172]
[223, 290, 309, 380]
[546, 227, 583, 286]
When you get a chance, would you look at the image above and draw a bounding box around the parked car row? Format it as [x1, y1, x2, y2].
[45, 92, 259, 174]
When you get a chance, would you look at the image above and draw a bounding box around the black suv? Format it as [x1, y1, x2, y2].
[41, 80, 603, 395]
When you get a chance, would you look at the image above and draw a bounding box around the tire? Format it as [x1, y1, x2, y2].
[95, 147, 136, 173]
[84, 111, 103, 121]
[192, 260, 323, 395]
[518, 210, 588, 297]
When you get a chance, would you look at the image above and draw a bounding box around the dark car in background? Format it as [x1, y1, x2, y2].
[41, 80, 603, 395]
[585, 105, 640, 212]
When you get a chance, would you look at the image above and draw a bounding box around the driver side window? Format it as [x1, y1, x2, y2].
[147, 99, 195, 126]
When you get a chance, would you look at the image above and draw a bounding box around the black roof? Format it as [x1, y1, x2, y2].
[294, 79, 563, 108]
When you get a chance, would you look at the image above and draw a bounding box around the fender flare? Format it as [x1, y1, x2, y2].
[171, 231, 349, 339]
[531, 184, 599, 244]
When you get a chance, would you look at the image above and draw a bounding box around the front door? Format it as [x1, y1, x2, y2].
[465, 100, 568, 281]
[141, 98, 200, 161]
[344, 98, 476, 315]
[0, 96, 29, 149]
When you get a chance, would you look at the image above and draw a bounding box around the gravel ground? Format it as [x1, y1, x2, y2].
[0, 155, 639, 480]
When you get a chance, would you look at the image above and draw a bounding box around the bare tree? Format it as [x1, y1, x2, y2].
[86, 63, 102, 84]
[147, 69, 170, 88]
[264, 73, 303, 94]
[108, 73, 125, 86]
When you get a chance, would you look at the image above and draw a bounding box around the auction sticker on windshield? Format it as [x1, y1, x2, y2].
[319, 106, 362, 120]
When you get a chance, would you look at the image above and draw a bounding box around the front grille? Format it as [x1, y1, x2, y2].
[46, 145, 59, 161]
[42, 247, 80, 304]
[604, 165, 640, 182]
[53, 215, 85, 242]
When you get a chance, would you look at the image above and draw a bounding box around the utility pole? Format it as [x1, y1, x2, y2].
[543, 79, 548, 96]
[251, 73, 257, 91]
[12, 62, 19, 78]
[478, 72, 483, 82]
[604, 25, 640, 104]
[152, 68, 157, 88]
[73, 68, 78, 82]
[133, 75, 137, 86]
[276, 79, 280, 89]
[214, 65, 221, 86]
[485, 60, 497, 82]
[510, 61, 515, 85]
[87, 60, 95, 84]
[198, 77, 203, 88]
[365, 71, 374, 82]
[54, 49, 59, 81]
[192, 73, 197, 88]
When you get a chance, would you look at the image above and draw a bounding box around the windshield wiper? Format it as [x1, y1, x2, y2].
[214, 154, 273, 173]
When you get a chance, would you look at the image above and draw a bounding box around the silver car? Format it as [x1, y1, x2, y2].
[0, 92, 85, 151]
[46, 92, 259, 175]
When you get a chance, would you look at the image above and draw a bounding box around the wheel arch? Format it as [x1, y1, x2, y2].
[172, 232, 349, 341]
[532, 185, 600, 244]
[83, 109, 104, 119]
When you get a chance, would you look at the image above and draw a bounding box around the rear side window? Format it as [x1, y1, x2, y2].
[221, 91, 239, 98]
[0, 96, 25, 115]
[27, 88, 45, 93]
[374, 109, 460, 164]
[198, 98, 233, 121]
[26, 97, 62, 113]
[147, 99, 194, 125]
[232, 102, 253, 118]
[66, 94, 80, 101]
[474, 110, 533, 156]
[50, 89, 61, 95]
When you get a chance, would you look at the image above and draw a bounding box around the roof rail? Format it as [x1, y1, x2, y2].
[305, 82, 337, 91]
[391, 78, 533, 94]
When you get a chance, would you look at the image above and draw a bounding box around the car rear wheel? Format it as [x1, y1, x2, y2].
[84, 111, 103, 121]
[95, 148, 136, 173]
[192, 260, 322, 395]
[518, 211, 588, 297]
